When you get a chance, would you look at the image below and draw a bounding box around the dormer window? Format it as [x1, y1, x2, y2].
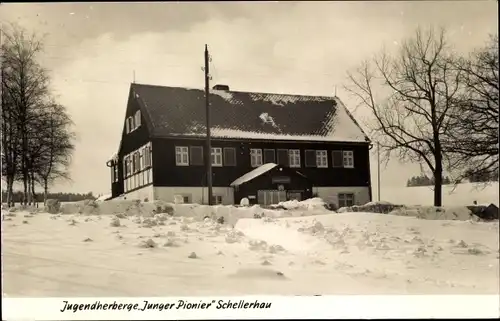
[134, 110, 141, 128]
[125, 111, 141, 134]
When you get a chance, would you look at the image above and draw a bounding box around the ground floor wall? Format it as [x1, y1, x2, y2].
[118, 184, 368, 208]
[153, 187, 235, 205]
[314, 186, 370, 207]
[118, 184, 154, 202]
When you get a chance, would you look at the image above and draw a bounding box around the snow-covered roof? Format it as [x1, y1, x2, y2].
[130, 83, 370, 143]
[230, 163, 278, 187]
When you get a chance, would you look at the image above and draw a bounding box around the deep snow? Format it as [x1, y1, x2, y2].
[2, 199, 498, 297]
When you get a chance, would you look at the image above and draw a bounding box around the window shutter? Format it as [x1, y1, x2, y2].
[332, 151, 343, 167]
[263, 149, 276, 163]
[305, 150, 316, 167]
[277, 149, 289, 166]
[190, 146, 204, 165]
[223, 148, 236, 166]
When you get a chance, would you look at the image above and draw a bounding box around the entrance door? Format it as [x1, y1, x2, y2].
[288, 192, 302, 201]
[257, 190, 287, 206]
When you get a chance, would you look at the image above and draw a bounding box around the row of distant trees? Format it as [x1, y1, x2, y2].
[1, 24, 76, 206]
[406, 170, 499, 187]
[1, 190, 95, 203]
[346, 27, 498, 206]
[406, 175, 452, 187]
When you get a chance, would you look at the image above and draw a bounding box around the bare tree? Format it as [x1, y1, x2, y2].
[35, 102, 75, 204]
[1, 23, 50, 205]
[444, 34, 499, 182]
[1, 62, 21, 206]
[345, 27, 465, 206]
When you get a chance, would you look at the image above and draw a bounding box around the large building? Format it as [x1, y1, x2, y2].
[106, 83, 372, 207]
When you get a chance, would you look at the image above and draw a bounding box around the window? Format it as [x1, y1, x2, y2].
[139, 148, 144, 171]
[175, 146, 189, 166]
[289, 149, 301, 168]
[250, 149, 263, 167]
[113, 165, 118, 182]
[125, 156, 131, 177]
[305, 150, 316, 168]
[212, 195, 223, 205]
[144, 143, 152, 167]
[338, 193, 355, 208]
[130, 153, 136, 173]
[127, 117, 134, 133]
[277, 149, 289, 167]
[134, 110, 141, 128]
[223, 147, 236, 166]
[316, 150, 328, 168]
[211, 147, 223, 167]
[343, 151, 354, 168]
[190, 146, 204, 166]
[263, 149, 276, 163]
[134, 152, 140, 173]
[111, 166, 115, 182]
[123, 159, 127, 178]
[332, 151, 343, 168]
[125, 119, 130, 134]
[183, 195, 190, 204]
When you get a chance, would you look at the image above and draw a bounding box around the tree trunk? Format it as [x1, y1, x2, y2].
[433, 140, 443, 207]
[44, 179, 49, 205]
[31, 172, 36, 207]
[6, 176, 13, 207]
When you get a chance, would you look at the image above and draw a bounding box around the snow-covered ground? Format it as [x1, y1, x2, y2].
[2, 200, 499, 297]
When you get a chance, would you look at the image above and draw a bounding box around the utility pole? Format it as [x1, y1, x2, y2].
[377, 141, 381, 201]
[204, 44, 213, 205]
[133, 70, 136, 83]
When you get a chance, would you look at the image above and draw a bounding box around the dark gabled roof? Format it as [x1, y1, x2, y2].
[131, 83, 370, 143]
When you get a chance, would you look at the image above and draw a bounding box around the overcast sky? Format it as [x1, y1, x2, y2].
[0, 1, 497, 196]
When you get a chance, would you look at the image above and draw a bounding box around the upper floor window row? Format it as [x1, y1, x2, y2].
[125, 110, 142, 134]
[250, 148, 354, 169]
[123, 142, 152, 178]
[175, 146, 237, 167]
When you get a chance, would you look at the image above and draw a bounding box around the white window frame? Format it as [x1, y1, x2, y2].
[250, 149, 263, 167]
[134, 152, 140, 173]
[125, 119, 130, 134]
[343, 151, 354, 168]
[125, 156, 131, 177]
[289, 149, 301, 168]
[128, 117, 134, 133]
[338, 193, 355, 208]
[211, 147, 223, 167]
[144, 143, 152, 168]
[175, 146, 189, 166]
[316, 150, 328, 168]
[212, 195, 223, 205]
[139, 148, 144, 171]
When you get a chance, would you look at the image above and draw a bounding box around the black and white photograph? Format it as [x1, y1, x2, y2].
[1, 0, 499, 318]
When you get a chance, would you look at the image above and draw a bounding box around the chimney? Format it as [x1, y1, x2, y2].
[213, 84, 230, 91]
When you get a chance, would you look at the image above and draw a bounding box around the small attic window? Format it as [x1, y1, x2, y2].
[134, 110, 141, 128]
